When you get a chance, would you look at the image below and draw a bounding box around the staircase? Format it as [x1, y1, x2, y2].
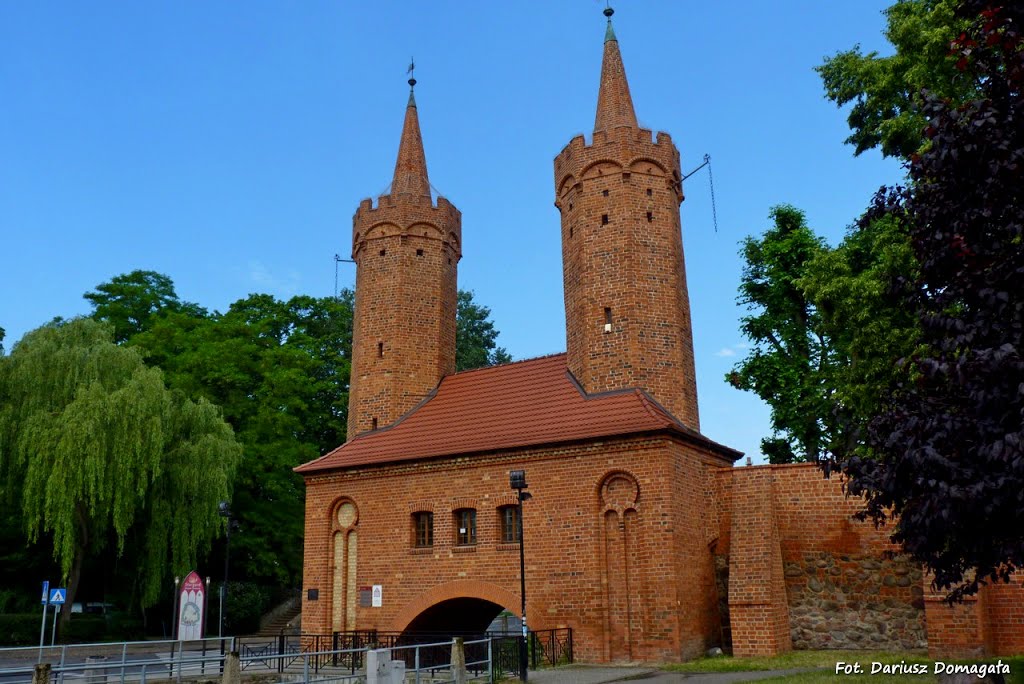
[257, 595, 301, 636]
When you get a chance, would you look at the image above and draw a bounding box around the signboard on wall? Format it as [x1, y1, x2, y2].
[371, 585, 382, 608]
[177, 571, 206, 641]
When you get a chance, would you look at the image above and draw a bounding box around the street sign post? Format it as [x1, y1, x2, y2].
[48, 588, 66, 605]
[38, 581, 50, 660]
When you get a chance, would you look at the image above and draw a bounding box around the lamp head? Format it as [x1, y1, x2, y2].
[218, 501, 231, 517]
[509, 470, 528, 490]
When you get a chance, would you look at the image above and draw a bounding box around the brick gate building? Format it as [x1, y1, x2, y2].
[297, 10, 1024, 662]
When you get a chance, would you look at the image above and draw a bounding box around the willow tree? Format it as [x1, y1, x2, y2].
[0, 318, 240, 622]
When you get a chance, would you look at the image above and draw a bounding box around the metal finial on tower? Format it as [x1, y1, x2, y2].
[407, 58, 416, 89]
[603, 1, 614, 18]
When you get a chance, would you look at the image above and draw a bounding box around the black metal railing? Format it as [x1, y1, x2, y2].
[231, 626, 572, 679]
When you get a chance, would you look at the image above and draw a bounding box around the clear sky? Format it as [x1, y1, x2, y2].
[0, 1, 904, 463]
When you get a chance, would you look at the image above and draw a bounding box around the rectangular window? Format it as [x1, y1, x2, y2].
[455, 509, 477, 546]
[414, 512, 433, 547]
[500, 506, 521, 544]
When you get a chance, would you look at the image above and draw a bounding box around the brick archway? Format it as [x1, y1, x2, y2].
[389, 579, 525, 633]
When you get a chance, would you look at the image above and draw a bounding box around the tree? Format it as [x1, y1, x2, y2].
[817, 0, 973, 159]
[131, 293, 352, 587]
[0, 318, 240, 626]
[836, 1, 1024, 600]
[800, 213, 921, 456]
[456, 290, 512, 372]
[85, 270, 206, 343]
[727, 206, 834, 463]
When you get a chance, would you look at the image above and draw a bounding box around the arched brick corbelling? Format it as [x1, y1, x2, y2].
[557, 174, 577, 198]
[579, 159, 625, 179]
[390, 580, 530, 633]
[627, 157, 668, 175]
[407, 222, 445, 239]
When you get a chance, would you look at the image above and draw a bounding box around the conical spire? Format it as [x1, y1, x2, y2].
[391, 78, 431, 200]
[594, 7, 638, 133]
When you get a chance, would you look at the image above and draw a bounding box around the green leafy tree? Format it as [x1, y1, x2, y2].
[817, 0, 972, 159]
[727, 206, 833, 463]
[85, 270, 206, 343]
[456, 290, 512, 371]
[0, 318, 240, 627]
[801, 213, 921, 455]
[130, 292, 352, 586]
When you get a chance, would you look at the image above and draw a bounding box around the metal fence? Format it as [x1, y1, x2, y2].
[0, 628, 571, 683]
[0, 635, 499, 684]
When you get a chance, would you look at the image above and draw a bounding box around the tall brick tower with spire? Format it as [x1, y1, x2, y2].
[554, 6, 699, 429]
[347, 77, 461, 438]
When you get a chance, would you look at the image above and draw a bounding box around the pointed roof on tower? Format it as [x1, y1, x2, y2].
[390, 74, 431, 200]
[594, 6, 638, 133]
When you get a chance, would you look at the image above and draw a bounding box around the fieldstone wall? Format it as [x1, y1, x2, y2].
[786, 552, 926, 650]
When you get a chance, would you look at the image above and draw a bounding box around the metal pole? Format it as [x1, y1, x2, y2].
[518, 491, 528, 683]
[51, 605, 60, 645]
[38, 602, 48, 662]
[171, 577, 180, 640]
[220, 520, 231, 638]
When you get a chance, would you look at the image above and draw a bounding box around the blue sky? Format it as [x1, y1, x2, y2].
[0, 1, 904, 463]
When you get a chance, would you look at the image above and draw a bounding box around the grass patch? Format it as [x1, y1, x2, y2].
[666, 652, 1024, 683]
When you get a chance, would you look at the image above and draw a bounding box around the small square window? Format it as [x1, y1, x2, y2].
[416, 249, 424, 257]
[602, 189, 609, 197]
[646, 188, 653, 196]
[601, 214, 609, 225]
[413, 512, 434, 547]
[455, 509, 477, 546]
[379, 249, 386, 257]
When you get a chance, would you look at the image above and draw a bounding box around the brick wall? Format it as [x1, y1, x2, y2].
[302, 434, 732, 663]
[553, 126, 699, 430]
[715, 463, 1024, 658]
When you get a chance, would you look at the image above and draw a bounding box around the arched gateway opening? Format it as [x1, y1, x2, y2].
[403, 597, 506, 635]
[391, 580, 522, 637]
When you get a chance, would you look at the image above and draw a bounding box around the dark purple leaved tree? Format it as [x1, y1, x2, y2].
[838, 1, 1023, 601]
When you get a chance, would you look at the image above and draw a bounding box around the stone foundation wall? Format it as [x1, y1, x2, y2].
[785, 552, 925, 650]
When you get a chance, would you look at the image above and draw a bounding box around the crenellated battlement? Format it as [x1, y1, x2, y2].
[352, 193, 462, 259]
[554, 127, 681, 201]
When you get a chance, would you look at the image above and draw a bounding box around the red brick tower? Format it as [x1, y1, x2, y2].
[553, 9, 700, 429]
[348, 81, 461, 439]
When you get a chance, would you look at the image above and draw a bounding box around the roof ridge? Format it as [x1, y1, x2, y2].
[447, 351, 566, 377]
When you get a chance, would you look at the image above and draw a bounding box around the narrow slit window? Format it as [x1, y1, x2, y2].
[647, 211, 653, 222]
[569, 203, 574, 211]
[601, 214, 609, 225]
[604, 307, 613, 333]
[371, 417, 378, 430]
[646, 188, 653, 196]
[569, 226, 574, 238]
[377, 342, 384, 358]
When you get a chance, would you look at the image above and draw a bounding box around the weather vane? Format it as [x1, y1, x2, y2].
[407, 57, 416, 88]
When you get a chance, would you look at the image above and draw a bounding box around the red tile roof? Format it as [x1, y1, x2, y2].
[296, 353, 740, 474]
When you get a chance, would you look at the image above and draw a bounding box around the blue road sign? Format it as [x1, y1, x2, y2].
[41, 581, 49, 605]
[49, 588, 66, 605]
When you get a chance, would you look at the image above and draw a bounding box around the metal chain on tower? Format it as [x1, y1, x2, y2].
[682, 153, 719, 233]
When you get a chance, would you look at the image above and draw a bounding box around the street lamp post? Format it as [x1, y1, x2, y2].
[218, 501, 233, 640]
[510, 470, 532, 682]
